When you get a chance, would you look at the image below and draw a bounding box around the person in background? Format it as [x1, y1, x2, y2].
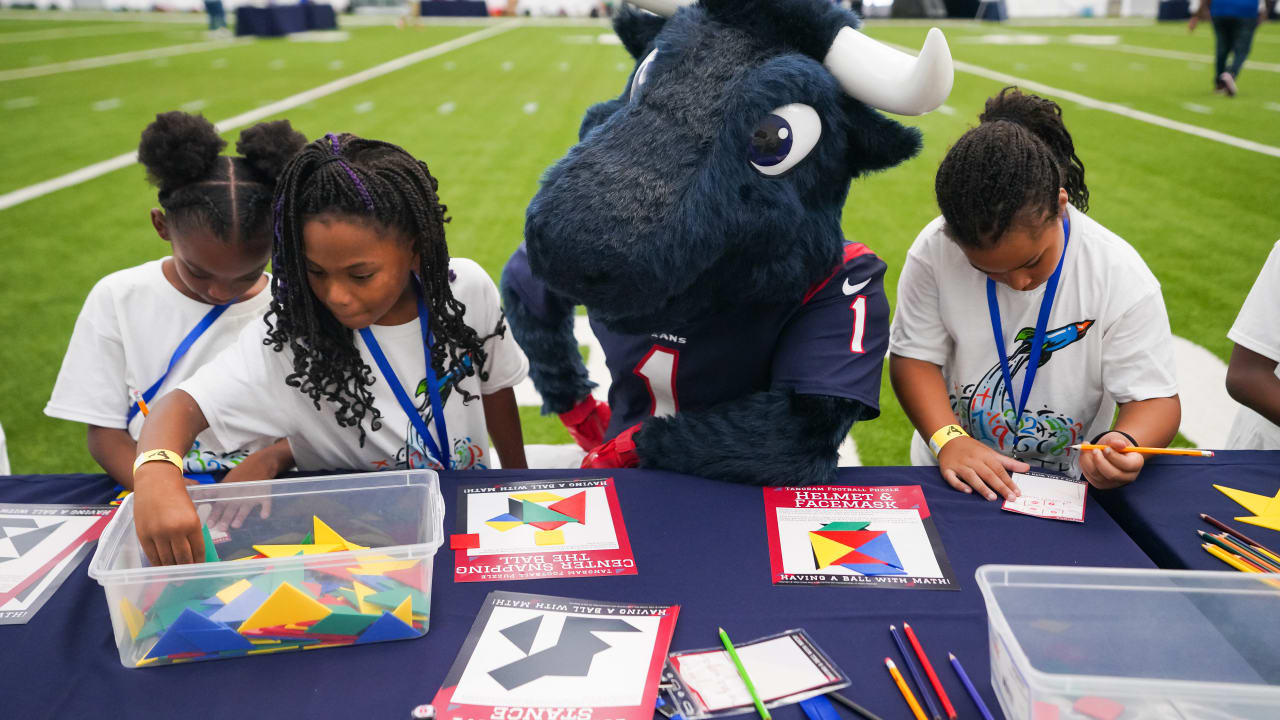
[1190, 0, 1272, 96]
[1225, 240, 1280, 449]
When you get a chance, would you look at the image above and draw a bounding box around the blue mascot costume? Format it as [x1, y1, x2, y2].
[502, 0, 953, 486]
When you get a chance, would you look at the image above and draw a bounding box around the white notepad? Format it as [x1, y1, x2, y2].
[1002, 470, 1087, 522]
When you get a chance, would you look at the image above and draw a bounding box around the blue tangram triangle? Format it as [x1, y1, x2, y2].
[208, 586, 269, 624]
[840, 562, 908, 576]
[356, 612, 419, 644]
[854, 532, 904, 569]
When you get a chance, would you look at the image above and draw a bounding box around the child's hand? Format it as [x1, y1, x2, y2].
[134, 465, 204, 566]
[937, 437, 1027, 501]
[1078, 431, 1143, 489]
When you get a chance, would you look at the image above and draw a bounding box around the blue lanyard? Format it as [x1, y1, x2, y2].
[127, 302, 230, 424]
[986, 214, 1071, 432]
[358, 281, 453, 470]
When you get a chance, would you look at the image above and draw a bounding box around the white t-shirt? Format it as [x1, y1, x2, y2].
[178, 258, 528, 472]
[44, 259, 274, 472]
[890, 205, 1178, 474]
[1226, 239, 1280, 450]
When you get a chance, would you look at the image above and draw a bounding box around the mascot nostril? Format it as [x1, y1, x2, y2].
[500, 0, 953, 486]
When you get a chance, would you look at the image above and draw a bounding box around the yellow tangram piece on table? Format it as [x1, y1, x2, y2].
[237, 582, 332, 633]
[809, 531, 855, 570]
[392, 596, 412, 625]
[313, 516, 368, 552]
[215, 578, 253, 604]
[352, 559, 419, 574]
[253, 544, 342, 558]
[534, 530, 565, 546]
[353, 581, 378, 615]
[1237, 515, 1280, 532]
[120, 597, 145, 640]
[509, 491, 564, 503]
[485, 521, 523, 532]
[1213, 485, 1278, 517]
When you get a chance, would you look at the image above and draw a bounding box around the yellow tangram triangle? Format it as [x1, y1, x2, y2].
[252, 544, 342, 557]
[809, 532, 855, 570]
[392, 596, 412, 625]
[1213, 485, 1277, 517]
[313, 516, 368, 552]
[509, 492, 563, 503]
[120, 597, 145, 640]
[238, 582, 331, 633]
[1237, 516, 1280, 532]
[353, 581, 378, 615]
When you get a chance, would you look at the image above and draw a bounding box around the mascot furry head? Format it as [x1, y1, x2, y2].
[503, 0, 953, 485]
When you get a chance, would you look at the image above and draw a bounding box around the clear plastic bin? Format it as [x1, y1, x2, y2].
[976, 565, 1280, 720]
[89, 470, 444, 668]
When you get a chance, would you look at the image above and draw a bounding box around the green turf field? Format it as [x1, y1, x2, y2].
[0, 11, 1276, 475]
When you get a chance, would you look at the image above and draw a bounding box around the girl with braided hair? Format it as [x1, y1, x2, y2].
[46, 111, 305, 490]
[131, 133, 527, 566]
[889, 87, 1180, 501]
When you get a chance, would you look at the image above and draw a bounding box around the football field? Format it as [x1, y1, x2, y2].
[1, 10, 1276, 474]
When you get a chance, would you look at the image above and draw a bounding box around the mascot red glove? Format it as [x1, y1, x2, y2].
[581, 424, 641, 468]
[558, 395, 612, 451]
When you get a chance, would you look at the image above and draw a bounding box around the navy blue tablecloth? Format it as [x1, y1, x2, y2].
[1094, 450, 1280, 571]
[0, 467, 1155, 720]
[303, 3, 337, 30]
[419, 0, 489, 17]
[235, 5, 308, 37]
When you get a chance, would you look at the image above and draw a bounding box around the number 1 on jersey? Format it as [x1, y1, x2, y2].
[634, 346, 680, 417]
[849, 295, 867, 354]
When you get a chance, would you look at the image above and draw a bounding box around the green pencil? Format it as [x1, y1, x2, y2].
[719, 627, 770, 720]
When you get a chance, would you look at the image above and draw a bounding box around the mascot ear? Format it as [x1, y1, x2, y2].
[843, 100, 924, 176]
[614, 5, 667, 60]
[579, 98, 624, 140]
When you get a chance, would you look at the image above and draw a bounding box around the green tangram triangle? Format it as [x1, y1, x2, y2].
[520, 501, 577, 525]
[820, 521, 870, 532]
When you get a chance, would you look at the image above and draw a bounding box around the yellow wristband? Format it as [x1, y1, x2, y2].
[133, 449, 184, 475]
[928, 424, 969, 457]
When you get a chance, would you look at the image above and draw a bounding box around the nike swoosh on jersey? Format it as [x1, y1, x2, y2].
[842, 277, 871, 296]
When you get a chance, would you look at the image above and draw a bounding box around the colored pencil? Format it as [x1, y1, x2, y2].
[1214, 533, 1280, 573]
[718, 628, 770, 720]
[1201, 514, 1280, 560]
[826, 691, 885, 720]
[890, 625, 941, 720]
[903, 623, 957, 719]
[1203, 543, 1261, 573]
[885, 658, 928, 720]
[949, 653, 995, 720]
[1070, 444, 1212, 457]
[131, 390, 150, 417]
[1197, 531, 1257, 568]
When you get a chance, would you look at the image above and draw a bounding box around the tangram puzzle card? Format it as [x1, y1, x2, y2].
[661, 629, 848, 717]
[0, 503, 113, 624]
[432, 591, 679, 719]
[763, 485, 959, 590]
[451, 477, 636, 583]
[1003, 470, 1087, 523]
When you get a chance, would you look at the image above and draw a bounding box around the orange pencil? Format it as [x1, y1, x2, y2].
[131, 390, 150, 417]
[886, 658, 928, 720]
[1070, 444, 1213, 457]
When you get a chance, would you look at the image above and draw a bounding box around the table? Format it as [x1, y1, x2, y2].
[1094, 450, 1280, 571]
[235, 4, 336, 37]
[0, 467, 1155, 720]
[419, 0, 489, 17]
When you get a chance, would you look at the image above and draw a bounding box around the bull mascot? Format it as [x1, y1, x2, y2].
[502, 0, 953, 485]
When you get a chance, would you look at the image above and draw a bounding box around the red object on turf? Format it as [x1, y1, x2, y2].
[559, 395, 612, 450]
[581, 425, 640, 469]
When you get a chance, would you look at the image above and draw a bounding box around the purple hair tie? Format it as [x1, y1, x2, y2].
[325, 132, 375, 213]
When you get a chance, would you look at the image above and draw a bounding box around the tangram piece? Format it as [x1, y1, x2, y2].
[451, 533, 482, 549]
[252, 544, 341, 558]
[120, 597, 145, 640]
[215, 579, 253, 604]
[364, 586, 429, 613]
[508, 491, 564, 503]
[484, 520, 522, 533]
[384, 564, 428, 592]
[301, 581, 322, 597]
[318, 595, 353, 608]
[535, 529, 565, 546]
[499, 615, 541, 655]
[1214, 485, 1276, 517]
[145, 608, 227, 659]
[519, 501, 576, 526]
[314, 516, 368, 552]
[249, 565, 305, 594]
[155, 598, 211, 630]
[333, 587, 359, 607]
[237, 582, 331, 633]
[1073, 697, 1124, 720]
[356, 612, 419, 644]
[820, 521, 870, 532]
[528, 521, 568, 532]
[1237, 515, 1280, 532]
[809, 525, 905, 575]
[392, 596, 412, 625]
[1032, 702, 1060, 720]
[547, 491, 587, 524]
[301, 531, 314, 545]
[309, 606, 381, 636]
[353, 581, 378, 615]
[209, 586, 269, 624]
[202, 525, 219, 563]
[352, 559, 419, 574]
[182, 627, 254, 654]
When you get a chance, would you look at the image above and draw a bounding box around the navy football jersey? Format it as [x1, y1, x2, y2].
[506, 242, 890, 440]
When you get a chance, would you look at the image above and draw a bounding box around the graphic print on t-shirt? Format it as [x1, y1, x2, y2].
[952, 319, 1094, 471]
[396, 353, 486, 470]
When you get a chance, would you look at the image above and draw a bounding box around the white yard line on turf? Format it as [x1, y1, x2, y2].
[0, 21, 516, 212]
[1096, 42, 1280, 74]
[0, 22, 182, 43]
[0, 38, 248, 82]
[0, 10, 202, 23]
[885, 40, 1280, 159]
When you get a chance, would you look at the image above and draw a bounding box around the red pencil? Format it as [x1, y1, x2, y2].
[903, 623, 957, 719]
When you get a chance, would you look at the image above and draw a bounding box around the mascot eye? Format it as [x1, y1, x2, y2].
[629, 48, 658, 102]
[748, 103, 821, 177]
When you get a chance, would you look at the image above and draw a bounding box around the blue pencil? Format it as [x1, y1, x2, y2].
[948, 652, 995, 720]
[890, 625, 942, 720]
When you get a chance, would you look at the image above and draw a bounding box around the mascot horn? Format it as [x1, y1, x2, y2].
[502, 0, 953, 485]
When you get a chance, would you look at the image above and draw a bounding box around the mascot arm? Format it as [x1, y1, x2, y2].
[632, 391, 872, 486]
[500, 245, 597, 416]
